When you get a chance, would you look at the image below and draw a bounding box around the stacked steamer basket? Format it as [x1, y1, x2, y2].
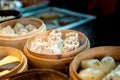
[6, 69, 69, 80]
[0, 46, 27, 79]
[0, 18, 46, 51]
[69, 46, 120, 80]
[24, 29, 90, 74]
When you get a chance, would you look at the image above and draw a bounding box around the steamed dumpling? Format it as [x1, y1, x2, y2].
[103, 64, 120, 80]
[78, 68, 105, 80]
[14, 23, 25, 33]
[103, 70, 120, 80]
[48, 29, 62, 39]
[25, 24, 37, 31]
[48, 36, 63, 49]
[62, 32, 79, 53]
[0, 25, 16, 36]
[50, 44, 62, 54]
[41, 47, 53, 55]
[115, 64, 120, 71]
[30, 39, 45, 53]
[101, 56, 116, 73]
[63, 39, 79, 53]
[81, 59, 102, 69]
[17, 28, 28, 35]
[65, 32, 79, 41]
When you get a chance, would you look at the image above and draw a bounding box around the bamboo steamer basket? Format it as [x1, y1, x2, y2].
[69, 46, 120, 80]
[7, 69, 69, 80]
[0, 18, 46, 51]
[24, 30, 90, 72]
[25, 30, 89, 59]
[2, 52, 28, 80]
[0, 46, 25, 79]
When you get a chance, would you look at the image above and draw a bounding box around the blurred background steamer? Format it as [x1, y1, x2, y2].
[0, 10, 21, 23]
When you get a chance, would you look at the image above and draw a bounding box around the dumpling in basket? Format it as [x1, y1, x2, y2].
[30, 39, 43, 53]
[101, 56, 116, 73]
[25, 24, 37, 32]
[17, 28, 28, 35]
[78, 68, 106, 80]
[65, 32, 79, 41]
[103, 64, 120, 80]
[48, 30, 62, 39]
[0, 25, 17, 36]
[14, 23, 25, 33]
[62, 39, 79, 53]
[81, 59, 103, 69]
[48, 36, 63, 49]
[50, 44, 62, 54]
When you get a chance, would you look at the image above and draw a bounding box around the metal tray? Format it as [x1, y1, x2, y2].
[19, 1, 49, 13]
[22, 7, 96, 30]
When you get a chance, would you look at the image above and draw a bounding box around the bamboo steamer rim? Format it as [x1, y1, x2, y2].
[7, 69, 69, 80]
[25, 30, 89, 59]
[0, 46, 24, 78]
[70, 46, 120, 80]
[17, 54, 28, 73]
[24, 46, 73, 62]
[0, 18, 46, 40]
